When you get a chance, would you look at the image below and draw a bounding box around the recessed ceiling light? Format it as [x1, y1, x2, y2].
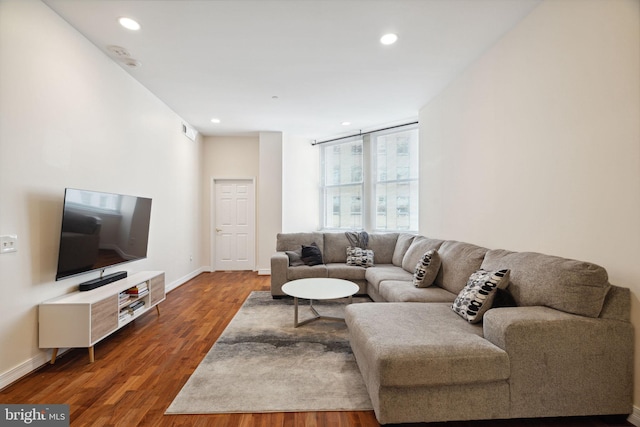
[118, 17, 141, 31]
[380, 33, 398, 45]
[341, 121, 351, 126]
[210, 118, 221, 124]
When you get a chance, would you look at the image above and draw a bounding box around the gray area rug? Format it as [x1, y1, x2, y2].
[166, 291, 373, 414]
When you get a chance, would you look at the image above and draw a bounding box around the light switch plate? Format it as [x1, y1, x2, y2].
[0, 235, 18, 254]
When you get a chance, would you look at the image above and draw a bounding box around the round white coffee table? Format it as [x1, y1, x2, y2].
[281, 278, 360, 327]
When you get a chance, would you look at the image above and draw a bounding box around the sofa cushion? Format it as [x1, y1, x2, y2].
[323, 233, 351, 263]
[326, 263, 367, 281]
[365, 265, 414, 293]
[413, 250, 441, 288]
[435, 241, 489, 295]
[392, 233, 415, 266]
[346, 247, 374, 267]
[379, 280, 457, 303]
[452, 269, 510, 323]
[287, 264, 328, 280]
[480, 249, 611, 318]
[368, 233, 399, 264]
[599, 285, 631, 322]
[401, 236, 445, 273]
[345, 303, 510, 387]
[276, 232, 325, 254]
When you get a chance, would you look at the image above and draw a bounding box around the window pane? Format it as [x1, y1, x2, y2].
[376, 129, 419, 181]
[374, 127, 419, 231]
[375, 181, 418, 230]
[324, 139, 363, 186]
[324, 185, 362, 229]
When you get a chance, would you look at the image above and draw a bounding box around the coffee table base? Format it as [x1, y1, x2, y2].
[292, 296, 353, 327]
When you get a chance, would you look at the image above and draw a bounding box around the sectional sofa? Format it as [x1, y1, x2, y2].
[270, 232, 633, 424]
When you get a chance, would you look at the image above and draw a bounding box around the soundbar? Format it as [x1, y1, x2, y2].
[79, 271, 128, 291]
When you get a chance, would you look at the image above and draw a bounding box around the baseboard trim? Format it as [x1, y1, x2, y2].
[1, 268, 205, 391]
[258, 268, 270, 276]
[628, 406, 640, 426]
[166, 267, 207, 292]
[0, 348, 69, 391]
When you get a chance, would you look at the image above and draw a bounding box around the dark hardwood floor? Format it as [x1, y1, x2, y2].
[0, 272, 633, 427]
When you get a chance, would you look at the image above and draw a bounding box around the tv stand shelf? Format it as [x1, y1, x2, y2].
[39, 271, 165, 364]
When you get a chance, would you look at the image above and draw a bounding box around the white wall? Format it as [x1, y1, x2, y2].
[201, 135, 260, 269]
[0, 0, 204, 386]
[282, 135, 320, 232]
[419, 0, 640, 410]
[258, 132, 283, 274]
[201, 133, 317, 274]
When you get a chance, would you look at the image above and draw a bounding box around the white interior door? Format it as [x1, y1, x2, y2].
[213, 179, 256, 271]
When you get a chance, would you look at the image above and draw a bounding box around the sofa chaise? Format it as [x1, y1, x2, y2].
[270, 232, 633, 424]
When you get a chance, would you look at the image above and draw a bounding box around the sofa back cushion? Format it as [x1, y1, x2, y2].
[367, 233, 398, 264]
[434, 241, 489, 294]
[401, 236, 445, 273]
[480, 249, 611, 318]
[276, 232, 325, 257]
[392, 233, 416, 266]
[323, 233, 350, 263]
[599, 285, 630, 322]
[322, 232, 398, 264]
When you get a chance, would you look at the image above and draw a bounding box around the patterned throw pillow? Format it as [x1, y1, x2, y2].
[346, 247, 374, 267]
[452, 269, 511, 323]
[413, 250, 441, 288]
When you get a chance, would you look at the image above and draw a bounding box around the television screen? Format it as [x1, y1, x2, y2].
[55, 188, 152, 281]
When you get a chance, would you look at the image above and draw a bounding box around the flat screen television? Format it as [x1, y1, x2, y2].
[55, 188, 152, 284]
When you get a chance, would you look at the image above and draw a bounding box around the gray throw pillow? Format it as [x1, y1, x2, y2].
[413, 250, 441, 288]
[301, 242, 323, 266]
[285, 249, 305, 266]
[452, 269, 510, 324]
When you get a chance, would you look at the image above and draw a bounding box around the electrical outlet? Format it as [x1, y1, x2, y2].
[0, 235, 18, 254]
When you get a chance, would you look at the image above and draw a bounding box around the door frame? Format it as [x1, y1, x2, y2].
[210, 177, 257, 272]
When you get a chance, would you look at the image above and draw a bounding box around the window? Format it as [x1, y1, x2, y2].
[374, 129, 419, 230]
[320, 124, 418, 231]
[322, 138, 364, 229]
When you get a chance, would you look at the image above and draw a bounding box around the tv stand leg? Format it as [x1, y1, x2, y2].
[50, 348, 58, 364]
[156, 305, 161, 316]
[88, 346, 95, 363]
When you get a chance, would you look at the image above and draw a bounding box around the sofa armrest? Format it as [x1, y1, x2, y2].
[270, 252, 289, 296]
[483, 306, 633, 418]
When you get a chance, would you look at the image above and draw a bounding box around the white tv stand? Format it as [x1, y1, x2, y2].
[39, 271, 165, 364]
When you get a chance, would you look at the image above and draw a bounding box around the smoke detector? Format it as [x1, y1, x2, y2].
[123, 59, 142, 68]
[106, 45, 141, 69]
[107, 45, 131, 58]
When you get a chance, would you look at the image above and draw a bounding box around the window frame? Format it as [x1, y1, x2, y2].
[319, 123, 419, 232]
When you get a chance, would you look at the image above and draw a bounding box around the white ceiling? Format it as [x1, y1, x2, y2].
[42, 0, 540, 140]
